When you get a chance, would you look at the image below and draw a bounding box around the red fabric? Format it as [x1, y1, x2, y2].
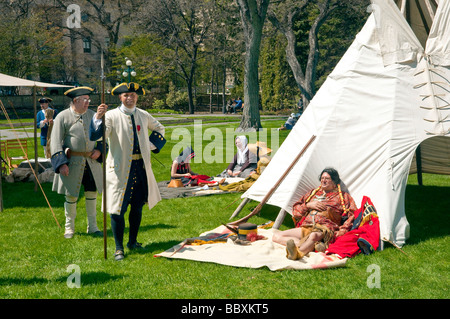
[326, 196, 380, 258]
[189, 175, 215, 185]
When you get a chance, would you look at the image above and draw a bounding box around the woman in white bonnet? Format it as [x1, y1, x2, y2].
[217, 135, 257, 178]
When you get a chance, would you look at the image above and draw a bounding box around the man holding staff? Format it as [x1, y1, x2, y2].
[90, 82, 165, 261]
[50, 87, 106, 239]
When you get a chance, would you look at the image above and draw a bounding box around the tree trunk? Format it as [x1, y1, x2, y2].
[187, 50, 198, 114]
[209, 66, 214, 113]
[187, 80, 194, 114]
[222, 58, 227, 114]
[236, 0, 270, 131]
[268, 0, 335, 109]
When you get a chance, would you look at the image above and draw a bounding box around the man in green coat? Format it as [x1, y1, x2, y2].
[50, 87, 106, 239]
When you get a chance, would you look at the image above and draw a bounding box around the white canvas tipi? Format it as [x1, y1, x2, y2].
[242, 0, 450, 248]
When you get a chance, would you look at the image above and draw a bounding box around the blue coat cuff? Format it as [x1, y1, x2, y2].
[150, 131, 166, 154]
[89, 119, 103, 141]
[51, 151, 69, 174]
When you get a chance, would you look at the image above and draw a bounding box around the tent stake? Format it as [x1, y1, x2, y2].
[228, 135, 316, 226]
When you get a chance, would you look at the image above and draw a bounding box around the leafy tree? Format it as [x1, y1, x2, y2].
[0, 2, 66, 93]
[113, 33, 175, 90]
[268, 0, 369, 108]
[260, 33, 297, 112]
[140, 0, 215, 114]
[53, 0, 146, 85]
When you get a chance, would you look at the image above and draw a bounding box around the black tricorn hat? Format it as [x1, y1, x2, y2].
[150, 131, 166, 154]
[64, 86, 94, 99]
[111, 82, 145, 96]
[38, 97, 53, 103]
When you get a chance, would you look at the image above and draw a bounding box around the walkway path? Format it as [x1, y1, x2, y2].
[0, 112, 285, 140]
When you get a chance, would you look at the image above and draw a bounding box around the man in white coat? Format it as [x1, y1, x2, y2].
[90, 82, 165, 261]
[51, 87, 105, 239]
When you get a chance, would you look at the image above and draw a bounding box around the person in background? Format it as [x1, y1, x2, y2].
[37, 97, 57, 158]
[278, 112, 301, 131]
[231, 97, 243, 113]
[217, 136, 257, 178]
[170, 146, 197, 186]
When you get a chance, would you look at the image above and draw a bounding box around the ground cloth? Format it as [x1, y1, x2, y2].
[158, 177, 244, 199]
[154, 225, 347, 271]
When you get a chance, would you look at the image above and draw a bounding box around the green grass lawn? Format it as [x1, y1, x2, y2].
[0, 117, 449, 301]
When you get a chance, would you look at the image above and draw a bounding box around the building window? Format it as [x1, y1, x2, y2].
[83, 37, 91, 53]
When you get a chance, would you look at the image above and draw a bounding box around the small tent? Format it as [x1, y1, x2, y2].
[0, 72, 72, 211]
[242, 0, 450, 248]
[0, 72, 72, 88]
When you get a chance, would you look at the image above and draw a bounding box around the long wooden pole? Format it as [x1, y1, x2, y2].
[228, 135, 316, 226]
[33, 86, 38, 192]
[101, 52, 107, 260]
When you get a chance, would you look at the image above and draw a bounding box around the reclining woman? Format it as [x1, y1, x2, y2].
[272, 167, 357, 260]
[217, 136, 257, 178]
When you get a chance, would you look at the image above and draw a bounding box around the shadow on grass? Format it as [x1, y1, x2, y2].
[67, 271, 125, 286]
[405, 184, 450, 245]
[0, 277, 49, 286]
[2, 182, 64, 209]
[0, 271, 123, 286]
[75, 223, 176, 240]
[126, 240, 184, 256]
[139, 223, 176, 233]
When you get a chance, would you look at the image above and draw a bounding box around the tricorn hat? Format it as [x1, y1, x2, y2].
[64, 86, 94, 99]
[38, 97, 53, 103]
[111, 82, 145, 96]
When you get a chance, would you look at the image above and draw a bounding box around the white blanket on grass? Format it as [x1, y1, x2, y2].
[154, 226, 347, 271]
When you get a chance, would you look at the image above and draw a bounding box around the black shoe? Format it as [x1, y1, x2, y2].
[90, 230, 103, 237]
[127, 242, 143, 250]
[114, 250, 125, 261]
[357, 238, 374, 255]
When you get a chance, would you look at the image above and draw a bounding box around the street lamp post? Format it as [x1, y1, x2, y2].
[122, 58, 136, 83]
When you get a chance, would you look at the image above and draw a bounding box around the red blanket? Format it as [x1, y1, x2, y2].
[326, 196, 380, 258]
[186, 175, 215, 186]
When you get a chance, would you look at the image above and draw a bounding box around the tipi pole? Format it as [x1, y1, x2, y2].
[229, 197, 250, 219]
[101, 52, 107, 260]
[33, 86, 38, 192]
[415, 145, 423, 186]
[228, 135, 316, 226]
[273, 209, 288, 229]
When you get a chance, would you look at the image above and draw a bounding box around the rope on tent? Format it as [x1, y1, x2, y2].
[414, 61, 450, 135]
[0, 99, 61, 229]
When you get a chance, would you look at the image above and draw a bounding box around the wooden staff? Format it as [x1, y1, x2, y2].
[228, 135, 316, 226]
[101, 51, 107, 260]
